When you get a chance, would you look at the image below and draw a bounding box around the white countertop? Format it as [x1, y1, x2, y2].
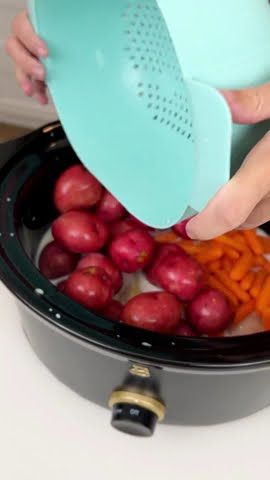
[0, 281, 269, 480]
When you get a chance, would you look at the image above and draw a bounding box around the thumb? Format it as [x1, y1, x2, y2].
[221, 82, 270, 124]
[186, 132, 270, 240]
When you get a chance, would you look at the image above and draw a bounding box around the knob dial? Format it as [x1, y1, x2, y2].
[109, 390, 166, 437]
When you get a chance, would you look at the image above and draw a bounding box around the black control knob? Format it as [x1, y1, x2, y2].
[109, 391, 166, 437]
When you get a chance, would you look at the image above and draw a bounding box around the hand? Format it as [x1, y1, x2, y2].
[184, 82, 270, 240]
[5, 9, 49, 105]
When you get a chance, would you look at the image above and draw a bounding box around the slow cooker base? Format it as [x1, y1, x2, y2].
[19, 301, 270, 426]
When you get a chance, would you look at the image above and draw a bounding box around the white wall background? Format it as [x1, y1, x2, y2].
[0, 0, 56, 127]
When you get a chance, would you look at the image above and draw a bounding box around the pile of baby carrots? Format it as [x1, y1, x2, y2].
[155, 229, 270, 330]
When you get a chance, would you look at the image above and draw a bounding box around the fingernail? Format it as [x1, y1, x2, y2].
[37, 46, 48, 57]
[173, 216, 194, 239]
[33, 66, 44, 80]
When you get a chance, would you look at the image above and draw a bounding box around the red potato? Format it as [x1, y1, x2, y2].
[175, 323, 197, 337]
[57, 280, 67, 293]
[109, 228, 155, 273]
[102, 300, 123, 321]
[77, 253, 123, 293]
[146, 243, 185, 286]
[96, 190, 126, 223]
[121, 292, 183, 334]
[54, 165, 103, 213]
[110, 218, 139, 237]
[38, 241, 79, 279]
[187, 288, 233, 335]
[152, 251, 204, 301]
[64, 266, 113, 311]
[52, 211, 109, 254]
[173, 216, 195, 239]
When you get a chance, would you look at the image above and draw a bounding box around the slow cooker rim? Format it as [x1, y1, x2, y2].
[1, 121, 270, 369]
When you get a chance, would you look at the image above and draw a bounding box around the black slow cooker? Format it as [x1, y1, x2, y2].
[1, 121, 270, 437]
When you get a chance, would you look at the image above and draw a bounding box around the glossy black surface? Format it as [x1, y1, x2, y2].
[111, 404, 158, 437]
[1, 122, 270, 368]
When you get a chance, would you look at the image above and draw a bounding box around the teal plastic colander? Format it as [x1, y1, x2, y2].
[28, 0, 232, 228]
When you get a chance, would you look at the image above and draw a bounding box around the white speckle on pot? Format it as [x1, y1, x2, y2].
[6, 197, 11, 202]
[35, 288, 44, 296]
[55, 313, 61, 319]
[171, 341, 176, 346]
[49, 308, 53, 312]
[142, 342, 152, 348]
[9, 233, 14, 237]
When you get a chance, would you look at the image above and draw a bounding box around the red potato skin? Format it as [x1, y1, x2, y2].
[64, 266, 113, 311]
[57, 280, 67, 293]
[121, 292, 183, 334]
[152, 252, 204, 302]
[52, 211, 109, 254]
[54, 165, 103, 213]
[77, 253, 123, 293]
[110, 218, 139, 237]
[96, 191, 126, 223]
[102, 300, 123, 321]
[175, 323, 197, 337]
[187, 288, 233, 335]
[38, 241, 79, 279]
[109, 228, 155, 273]
[146, 243, 186, 286]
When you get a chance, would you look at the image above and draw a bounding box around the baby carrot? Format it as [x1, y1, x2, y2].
[215, 235, 247, 253]
[242, 230, 264, 255]
[259, 236, 270, 254]
[254, 256, 270, 273]
[256, 275, 270, 313]
[207, 275, 239, 307]
[222, 257, 233, 272]
[196, 246, 224, 264]
[234, 300, 256, 325]
[250, 270, 267, 299]
[176, 241, 201, 256]
[230, 232, 247, 246]
[223, 246, 240, 261]
[230, 249, 253, 281]
[208, 260, 222, 273]
[240, 271, 256, 291]
[214, 270, 250, 303]
[155, 232, 179, 244]
[261, 308, 270, 330]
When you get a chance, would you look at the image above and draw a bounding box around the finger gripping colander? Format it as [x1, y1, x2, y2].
[28, 0, 232, 228]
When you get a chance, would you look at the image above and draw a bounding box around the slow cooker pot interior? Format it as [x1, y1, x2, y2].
[1, 123, 270, 367]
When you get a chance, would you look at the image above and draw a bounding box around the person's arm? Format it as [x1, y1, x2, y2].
[5, 9, 48, 105]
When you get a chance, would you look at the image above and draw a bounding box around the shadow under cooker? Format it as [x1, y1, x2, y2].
[1, 121, 270, 436]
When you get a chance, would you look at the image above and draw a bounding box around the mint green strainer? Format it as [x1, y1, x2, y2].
[28, 0, 232, 228]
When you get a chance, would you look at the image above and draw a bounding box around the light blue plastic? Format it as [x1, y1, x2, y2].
[159, 0, 270, 176]
[28, 0, 232, 228]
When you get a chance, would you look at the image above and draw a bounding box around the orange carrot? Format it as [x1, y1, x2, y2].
[196, 246, 224, 264]
[230, 250, 254, 281]
[208, 260, 222, 273]
[250, 270, 267, 299]
[256, 275, 270, 313]
[223, 246, 240, 261]
[155, 232, 179, 244]
[242, 230, 264, 255]
[208, 275, 239, 307]
[222, 257, 233, 272]
[176, 241, 201, 256]
[234, 300, 256, 325]
[215, 235, 247, 253]
[240, 271, 256, 291]
[230, 232, 247, 246]
[259, 236, 270, 254]
[214, 270, 250, 303]
[254, 256, 270, 273]
[261, 308, 270, 330]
